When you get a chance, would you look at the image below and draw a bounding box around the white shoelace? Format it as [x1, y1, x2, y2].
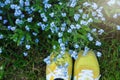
[77, 70, 101, 80]
[78, 70, 94, 80]
[53, 66, 69, 79]
[47, 63, 69, 80]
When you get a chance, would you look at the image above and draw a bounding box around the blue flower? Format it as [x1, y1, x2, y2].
[35, 38, 39, 43]
[0, 2, 5, 7]
[25, 25, 30, 31]
[71, 51, 78, 60]
[91, 28, 97, 32]
[60, 43, 65, 47]
[60, 50, 65, 55]
[53, 45, 56, 49]
[61, 27, 65, 32]
[92, 11, 97, 17]
[61, 23, 66, 27]
[82, 14, 88, 19]
[95, 41, 101, 46]
[67, 29, 72, 33]
[10, 4, 16, 9]
[43, 56, 51, 64]
[48, 35, 51, 38]
[88, 18, 93, 23]
[40, 13, 45, 18]
[25, 0, 30, 6]
[43, 17, 47, 22]
[3, 20, 8, 24]
[15, 19, 23, 24]
[44, 3, 52, 9]
[25, 44, 31, 50]
[32, 32, 37, 36]
[23, 52, 28, 56]
[37, 22, 42, 26]
[0, 34, 3, 39]
[20, 14, 25, 18]
[80, 20, 88, 25]
[91, 2, 98, 10]
[70, 24, 75, 29]
[41, 24, 46, 30]
[56, 54, 62, 59]
[58, 38, 62, 43]
[19, 0, 24, 7]
[58, 32, 63, 37]
[98, 29, 104, 35]
[15, 5, 20, 10]
[76, 24, 81, 29]
[50, 22, 55, 27]
[49, 12, 54, 17]
[116, 25, 120, 30]
[4, 0, 11, 5]
[25, 7, 30, 12]
[61, 46, 66, 51]
[78, 9, 83, 13]
[74, 14, 80, 21]
[10, 26, 16, 31]
[69, 0, 77, 7]
[7, 26, 12, 30]
[83, 2, 90, 7]
[61, 13, 66, 17]
[19, 37, 25, 45]
[83, 46, 90, 56]
[69, 50, 73, 55]
[74, 43, 79, 49]
[96, 51, 102, 57]
[87, 33, 93, 41]
[27, 17, 33, 22]
[0, 16, 2, 20]
[43, 0, 49, 4]
[14, 9, 22, 16]
[107, 0, 115, 6]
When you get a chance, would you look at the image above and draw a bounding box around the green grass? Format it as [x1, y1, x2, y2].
[0, 0, 120, 80]
[0, 35, 120, 80]
[99, 39, 120, 80]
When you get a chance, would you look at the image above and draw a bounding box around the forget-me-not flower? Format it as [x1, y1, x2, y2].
[25, 44, 31, 50]
[61, 13, 66, 17]
[35, 38, 39, 43]
[0, 34, 3, 39]
[25, 25, 30, 31]
[27, 17, 33, 22]
[0, 16, 2, 20]
[95, 41, 101, 46]
[23, 52, 28, 56]
[116, 25, 120, 30]
[96, 51, 102, 57]
[49, 12, 54, 17]
[98, 29, 104, 35]
[74, 14, 80, 21]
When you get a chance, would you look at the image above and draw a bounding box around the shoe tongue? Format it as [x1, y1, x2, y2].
[54, 78, 64, 80]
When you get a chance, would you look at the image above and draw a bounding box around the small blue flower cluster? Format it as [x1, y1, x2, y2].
[0, 0, 106, 59]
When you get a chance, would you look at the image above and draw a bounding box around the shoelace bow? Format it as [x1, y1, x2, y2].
[47, 63, 69, 80]
[78, 70, 94, 80]
[78, 70, 101, 80]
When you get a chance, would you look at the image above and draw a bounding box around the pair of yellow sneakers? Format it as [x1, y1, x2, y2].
[44, 50, 101, 80]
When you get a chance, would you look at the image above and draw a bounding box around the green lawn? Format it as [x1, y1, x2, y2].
[0, 0, 120, 80]
[0, 33, 120, 80]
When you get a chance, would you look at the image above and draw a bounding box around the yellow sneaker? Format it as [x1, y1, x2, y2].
[44, 51, 73, 80]
[74, 50, 101, 80]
